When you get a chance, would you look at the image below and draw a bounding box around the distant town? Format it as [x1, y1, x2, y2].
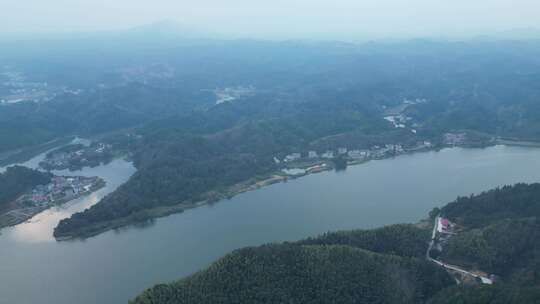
[0, 66, 82, 105]
[213, 86, 256, 104]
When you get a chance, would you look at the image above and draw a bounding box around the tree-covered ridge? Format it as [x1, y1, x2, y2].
[299, 224, 430, 258]
[0, 166, 52, 210]
[435, 183, 540, 289]
[7, 39, 540, 239]
[5, 39, 540, 154]
[131, 184, 540, 304]
[430, 183, 540, 302]
[441, 183, 540, 228]
[53, 97, 394, 238]
[440, 217, 540, 283]
[131, 226, 453, 304]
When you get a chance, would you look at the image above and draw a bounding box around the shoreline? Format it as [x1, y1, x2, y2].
[495, 138, 540, 147]
[0, 178, 106, 230]
[52, 141, 537, 241]
[0, 137, 75, 168]
[51, 145, 444, 241]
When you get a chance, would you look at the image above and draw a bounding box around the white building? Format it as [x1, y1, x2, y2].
[347, 150, 368, 159]
[284, 153, 301, 162]
[321, 151, 334, 159]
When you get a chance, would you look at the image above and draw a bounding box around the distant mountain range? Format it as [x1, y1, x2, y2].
[2, 21, 540, 43]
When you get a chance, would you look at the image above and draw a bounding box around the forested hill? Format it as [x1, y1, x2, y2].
[436, 183, 540, 299]
[0, 166, 52, 210]
[3, 39, 540, 239]
[53, 93, 401, 239]
[130, 225, 454, 304]
[132, 184, 540, 304]
[440, 183, 540, 228]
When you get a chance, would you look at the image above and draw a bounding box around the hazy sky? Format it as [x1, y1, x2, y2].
[3, 0, 540, 39]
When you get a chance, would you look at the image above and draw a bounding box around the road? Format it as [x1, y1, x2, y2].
[426, 215, 493, 285]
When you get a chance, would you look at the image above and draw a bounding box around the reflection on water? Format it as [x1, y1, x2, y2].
[1, 158, 136, 243]
[10, 192, 101, 243]
[1, 145, 540, 304]
[112, 218, 158, 235]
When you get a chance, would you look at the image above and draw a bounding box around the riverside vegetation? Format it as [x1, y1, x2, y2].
[131, 183, 540, 304]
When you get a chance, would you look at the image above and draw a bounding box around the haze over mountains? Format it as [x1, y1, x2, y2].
[3, 0, 540, 40]
[2, 1, 540, 303]
[2, 19, 540, 43]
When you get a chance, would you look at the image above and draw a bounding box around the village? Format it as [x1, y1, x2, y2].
[0, 66, 81, 105]
[0, 175, 104, 228]
[276, 140, 434, 176]
[39, 142, 114, 171]
[19, 176, 103, 206]
[213, 85, 256, 104]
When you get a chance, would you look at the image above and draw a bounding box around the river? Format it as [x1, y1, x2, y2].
[1, 145, 540, 304]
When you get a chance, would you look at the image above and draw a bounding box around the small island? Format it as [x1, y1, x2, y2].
[0, 166, 105, 228]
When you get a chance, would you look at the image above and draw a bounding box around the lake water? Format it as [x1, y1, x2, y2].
[2, 145, 540, 304]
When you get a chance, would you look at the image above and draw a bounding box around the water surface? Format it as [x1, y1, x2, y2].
[1, 145, 540, 304]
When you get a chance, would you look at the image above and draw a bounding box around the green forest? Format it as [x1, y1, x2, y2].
[4, 39, 540, 239]
[131, 225, 453, 304]
[131, 183, 540, 304]
[437, 183, 540, 296]
[0, 166, 52, 210]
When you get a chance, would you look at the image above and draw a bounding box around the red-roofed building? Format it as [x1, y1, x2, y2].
[437, 217, 455, 234]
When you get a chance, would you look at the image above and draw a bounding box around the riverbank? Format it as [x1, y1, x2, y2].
[54, 165, 340, 240]
[52, 144, 440, 241]
[4, 145, 540, 304]
[0, 137, 75, 168]
[0, 178, 105, 229]
[495, 138, 540, 147]
[49, 144, 463, 241]
[51, 140, 530, 241]
[53, 173, 292, 240]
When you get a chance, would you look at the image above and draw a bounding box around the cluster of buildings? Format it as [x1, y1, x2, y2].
[443, 132, 467, 146]
[40, 142, 112, 170]
[0, 67, 83, 105]
[384, 114, 409, 129]
[437, 217, 457, 235]
[18, 176, 101, 207]
[214, 86, 255, 105]
[278, 142, 433, 164]
[382, 98, 428, 133]
[403, 98, 428, 105]
[0, 69, 55, 104]
[432, 216, 459, 252]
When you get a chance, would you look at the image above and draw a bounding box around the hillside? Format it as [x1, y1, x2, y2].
[132, 184, 540, 304]
[53, 97, 397, 239]
[131, 225, 453, 304]
[435, 183, 540, 289]
[7, 39, 537, 239]
[0, 166, 52, 211]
